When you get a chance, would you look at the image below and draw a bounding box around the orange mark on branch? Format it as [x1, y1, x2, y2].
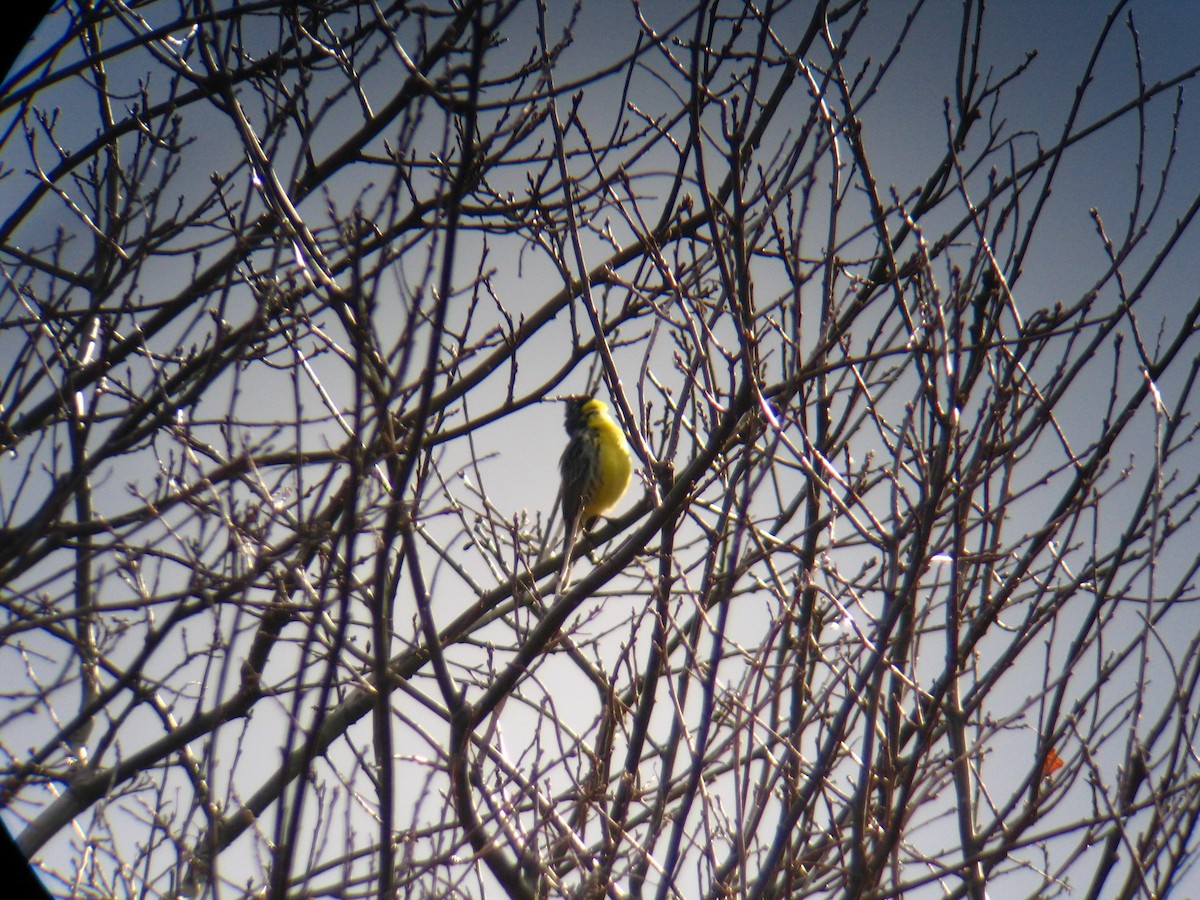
[1041, 747, 1065, 780]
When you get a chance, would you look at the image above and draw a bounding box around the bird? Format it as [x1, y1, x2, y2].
[557, 395, 632, 579]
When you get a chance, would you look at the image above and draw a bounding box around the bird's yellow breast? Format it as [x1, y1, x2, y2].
[582, 404, 632, 519]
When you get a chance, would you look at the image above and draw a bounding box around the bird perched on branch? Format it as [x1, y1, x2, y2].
[557, 395, 632, 582]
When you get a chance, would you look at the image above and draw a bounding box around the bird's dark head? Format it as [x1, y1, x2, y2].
[563, 395, 597, 434]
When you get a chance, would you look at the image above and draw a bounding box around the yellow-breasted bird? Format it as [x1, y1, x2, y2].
[559, 395, 632, 554]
